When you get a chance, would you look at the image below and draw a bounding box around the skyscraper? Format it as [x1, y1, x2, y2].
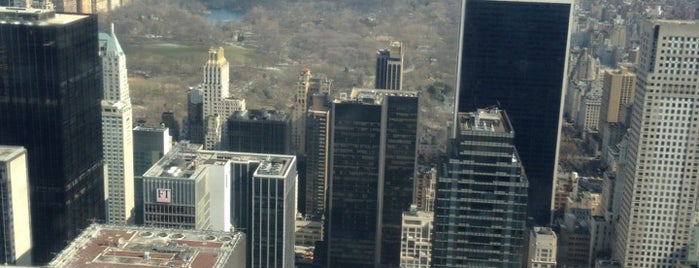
[433, 108, 528, 267]
[455, 0, 573, 224]
[201, 47, 246, 150]
[99, 25, 135, 225]
[187, 87, 205, 144]
[599, 68, 636, 162]
[0, 146, 32, 265]
[226, 109, 291, 154]
[161, 111, 180, 141]
[305, 93, 330, 218]
[375, 41, 404, 91]
[292, 68, 331, 154]
[613, 20, 699, 267]
[0, 7, 104, 263]
[132, 125, 172, 225]
[250, 157, 297, 268]
[327, 89, 418, 267]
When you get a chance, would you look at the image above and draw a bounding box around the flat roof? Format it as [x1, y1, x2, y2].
[0, 146, 25, 162]
[49, 224, 244, 268]
[231, 109, 289, 122]
[344, 88, 418, 105]
[133, 125, 169, 132]
[143, 142, 295, 180]
[458, 108, 513, 133]
[0, 7, 88, 25]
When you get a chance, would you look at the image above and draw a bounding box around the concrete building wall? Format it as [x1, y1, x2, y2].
[0, 146, 32, 266]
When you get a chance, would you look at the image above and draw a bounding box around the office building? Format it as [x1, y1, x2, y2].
[141, 142, 230, 231]
[455, 0, 572, 224]
[305, 93, 330, 218]
[48, 224, 246, 268]
[0, 146, 32, 265]
[295, 215, 323, 264]
[375, 41, 404, 90]
[413, 168, 437, 213]
[557, 214, 591, 267]
[433, 108, 528, 267]
[292, 68, 331, 154]
[599, 68, 636, 162]
[250, 156, 297, 268]
[528, 227, 557, 268]
[161, 111, 180, 141]
[575, 86, 602, 132]
[399, 205, 433, 268]
[0, 8, 104, 263]
[99, 25, 135, 225]
[613, 20, 699, 267]
[327, 89, 418, 267]
[133, 126, 173, 176]
[226, 109, 291, 154]
[202, 47, 245, 150]
[187, 87, 205, 144]
[133, 125, 173, 225]
[140, 142, 297, 268]
[600, 68, 636, 125]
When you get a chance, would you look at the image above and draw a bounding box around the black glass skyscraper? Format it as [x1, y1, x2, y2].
[455, 0, 572, 224]
[0, 8, 104, 263]
[327, 89, 418, 268]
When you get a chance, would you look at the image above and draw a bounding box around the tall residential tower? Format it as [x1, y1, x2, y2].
[99, 25, 135, 225]
[202, 47, 246, 150]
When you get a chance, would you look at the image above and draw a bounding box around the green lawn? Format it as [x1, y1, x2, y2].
[123, 43, 267, 66]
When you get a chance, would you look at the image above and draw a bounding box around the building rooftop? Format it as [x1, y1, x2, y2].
[533, 226, 557, 238]
[458, 108, 513, 134]
[98, 24, 125, 56]
[49, 224, 244, 268]
[0, 146, 25, 162]
[143, 142, 295, 180]
[230, 109, 289, 122]
[345, 88, 418, 105]
[133, 125, 169, 132]
[0, 7, 88, 25]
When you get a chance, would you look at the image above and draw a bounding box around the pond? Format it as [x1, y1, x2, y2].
[205, 9, 244, 23]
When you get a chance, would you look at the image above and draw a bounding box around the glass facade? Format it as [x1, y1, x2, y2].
[380, 95, 419, 266]
[327, 93, 419, 268]
[226, 110, 291, 155]
[328, 102, 382, 267]
[433, 111, 528, 268]
[0, 13, 105, 263]
[456, 0, 571, 224]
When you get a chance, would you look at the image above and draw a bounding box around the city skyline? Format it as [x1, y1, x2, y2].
[1, 1, 697, 267]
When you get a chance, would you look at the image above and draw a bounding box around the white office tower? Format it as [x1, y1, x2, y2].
[99, 24, 134, 225]
[399, 205, 433, 268]
[613, 20, 699, 267]
[0, 146, 32, 265]
[528, 227, 557, 268]
[202, 47, 246, 150]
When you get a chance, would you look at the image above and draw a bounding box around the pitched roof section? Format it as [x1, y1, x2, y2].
[99, 23, 125, 56]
